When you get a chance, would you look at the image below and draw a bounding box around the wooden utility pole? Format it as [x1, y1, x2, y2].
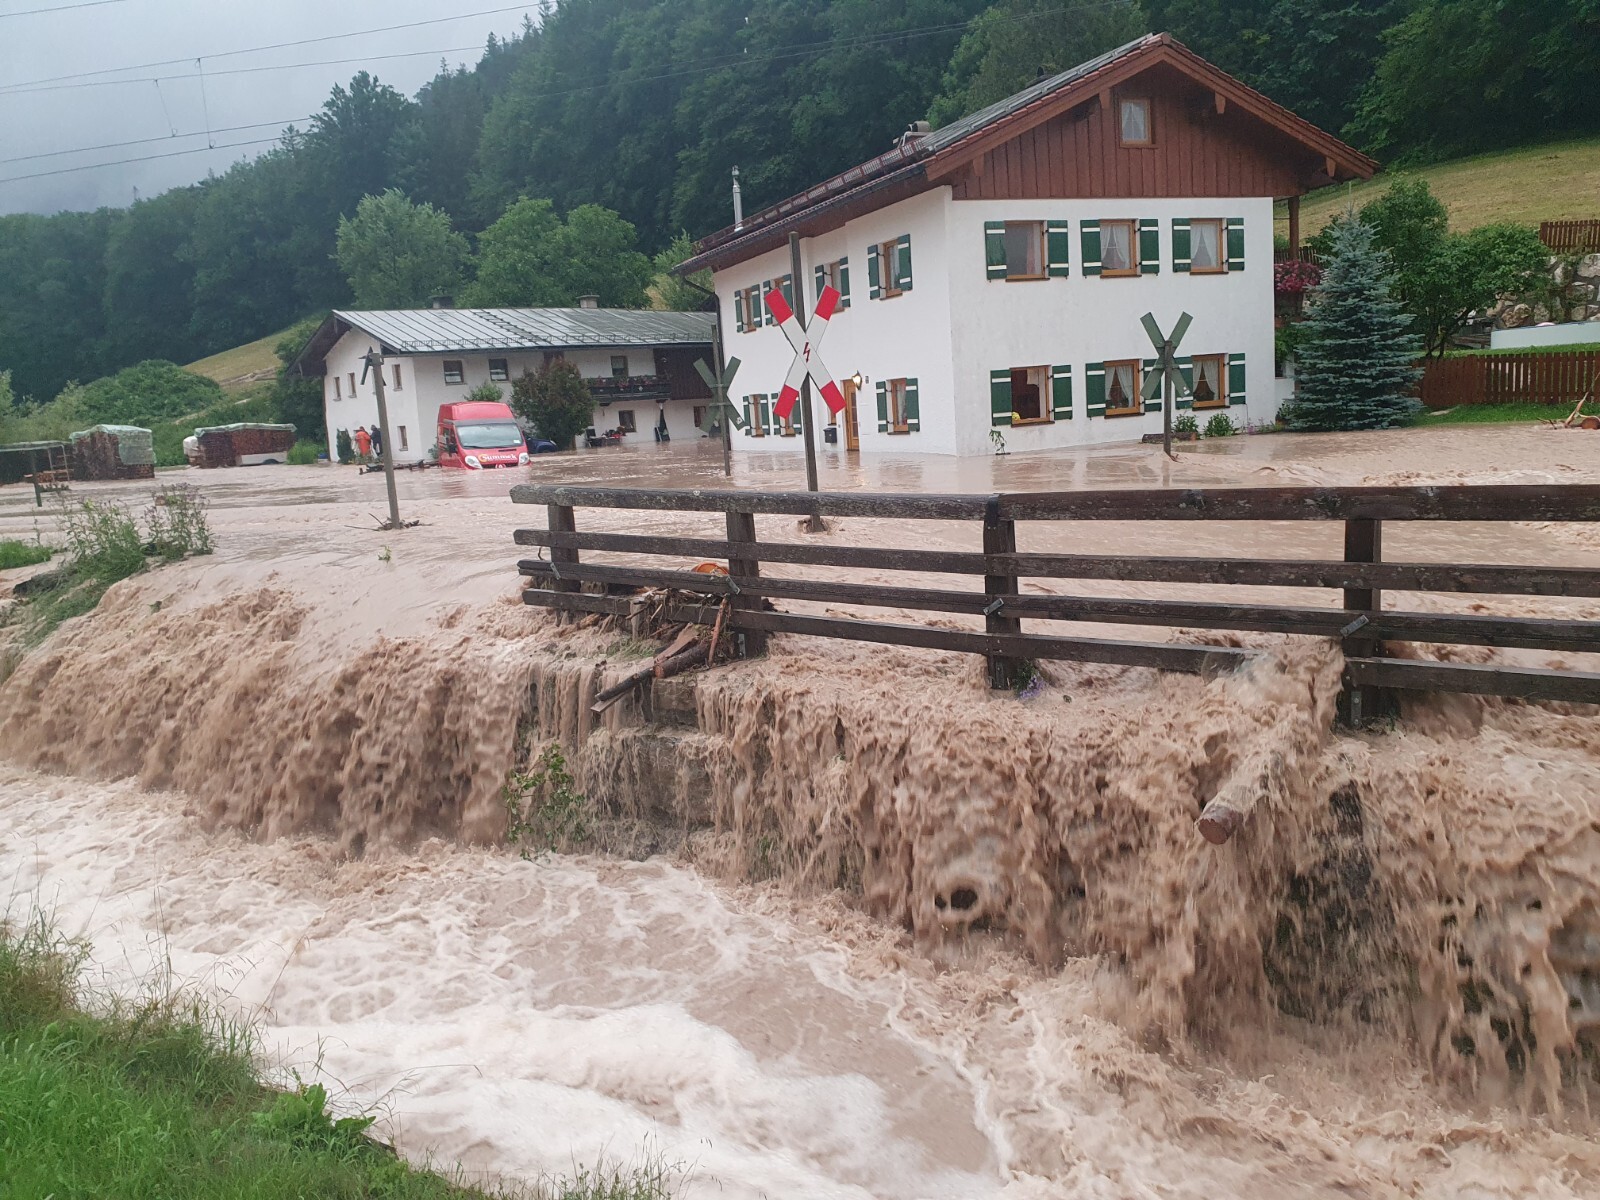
[788, 231, 824, 531]
[362, 346, 403, 531]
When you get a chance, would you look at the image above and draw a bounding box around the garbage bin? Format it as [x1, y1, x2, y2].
[823, 426, 838, 445]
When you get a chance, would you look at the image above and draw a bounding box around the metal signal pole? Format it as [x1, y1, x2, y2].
[362, 346, 403, 531]
[789, 232, 824, 531]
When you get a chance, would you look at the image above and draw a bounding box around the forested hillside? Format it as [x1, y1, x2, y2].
[2, 0, 1595, 406]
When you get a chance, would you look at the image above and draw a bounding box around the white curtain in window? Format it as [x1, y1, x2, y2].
[1103, 223, 1132, 271]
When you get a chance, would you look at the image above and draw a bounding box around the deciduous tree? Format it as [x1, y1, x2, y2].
[510, 361, 594, 451]
[335, 190, 470, 310]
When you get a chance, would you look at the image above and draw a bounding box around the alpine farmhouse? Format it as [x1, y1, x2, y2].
[680, 34, 1376, 458]
[293, 304, 716, 464]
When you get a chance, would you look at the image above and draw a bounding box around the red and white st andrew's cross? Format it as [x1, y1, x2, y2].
[764, 285, 846, 421]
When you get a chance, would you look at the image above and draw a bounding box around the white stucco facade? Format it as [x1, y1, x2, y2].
[713, 188, 1278, 458]
[320, 334, 711, 462]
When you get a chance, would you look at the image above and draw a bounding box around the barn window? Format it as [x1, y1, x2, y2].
[1119, 98, 1151, 146]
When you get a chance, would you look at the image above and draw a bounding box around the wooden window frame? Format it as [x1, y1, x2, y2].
[332, 376, 341, 401]
[1118, 97, 1153, 147]
[442, 359, 466, 386]
[610, 354, 629, 379]
[819, 258, 851, 308]
[1002, 221, 1047, 282]
[1189, 219, 1226, 275]
[1100, 220, 1139, 277]
[348, 371, 357, 395]
[1191, 354, 1228, 410]
[741, 284, 764, 331]
[1104, 359, 1143, 417]
[879, 239, 906, 299]
[616, 409, 637, 433]
[1008, 365, 1053, 425]
[397, 425, 409, 451]
[488, 358, 510, 382]
[391, 364, 403, 391]
[886, 378, 911, 433]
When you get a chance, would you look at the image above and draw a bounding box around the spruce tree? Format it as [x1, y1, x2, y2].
[1287, 217, 1422, 432]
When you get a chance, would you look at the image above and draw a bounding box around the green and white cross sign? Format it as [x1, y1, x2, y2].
[1140, 310, 1193, 458]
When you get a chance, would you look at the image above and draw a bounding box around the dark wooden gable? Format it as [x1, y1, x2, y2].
[943, 65, 1326, 201]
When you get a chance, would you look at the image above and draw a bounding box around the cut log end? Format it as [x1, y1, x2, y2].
[1197, 800, 1247, 845]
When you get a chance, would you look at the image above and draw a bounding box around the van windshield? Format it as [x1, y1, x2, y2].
[455, 421, 523, 449]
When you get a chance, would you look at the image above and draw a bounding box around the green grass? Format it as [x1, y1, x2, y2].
[0, 914, 684, 1200]
[1418, 402, 1580, 425]
[150, 386, 279, 467]
[185, 328, 295, 394]
[1279, 136, 1600, 237]
[1442, 342, 1600, 358]
[0, 540, 51, 570]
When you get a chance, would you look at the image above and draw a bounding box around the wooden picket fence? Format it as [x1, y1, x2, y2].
[1540, 220, 1600, 255]
[513, 482, 1600, 714]
[1419, 349, 1600, 410]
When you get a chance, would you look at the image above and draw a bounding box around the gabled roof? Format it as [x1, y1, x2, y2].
[292, 307, 715, 375]
[681, 33, 1377, 275]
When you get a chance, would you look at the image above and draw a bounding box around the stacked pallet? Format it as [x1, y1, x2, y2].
[194, 423, 296, 468]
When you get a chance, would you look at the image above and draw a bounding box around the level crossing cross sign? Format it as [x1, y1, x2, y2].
[765, 285, 847, 420]
[1141, 310, 1193, 458]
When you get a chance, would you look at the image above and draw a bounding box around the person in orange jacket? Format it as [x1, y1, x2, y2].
[353, 426, 372, 458]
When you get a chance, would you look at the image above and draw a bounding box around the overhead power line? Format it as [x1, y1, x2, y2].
[0, 136, 283, 183]
[0, 117, 313, 165]
[0, 2, 535, 91]
[0, 0, 129, 17]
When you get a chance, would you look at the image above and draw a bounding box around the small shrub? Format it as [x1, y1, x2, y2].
[287, 441, 322, 465]
[467, 381, 505, 404]
[0, 539, 51, 569]
[335, 428, 354, 464]
[504, 744, 590, 858]
[1172, 412, 1199, 436]
[62, 497, 145, 582]
[252, 1077, 377, 1156]
[145, 483, 214, 560]
[1203, 412, 1237, 438]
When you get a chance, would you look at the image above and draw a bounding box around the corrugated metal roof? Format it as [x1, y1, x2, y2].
[335, 308, 716, 355]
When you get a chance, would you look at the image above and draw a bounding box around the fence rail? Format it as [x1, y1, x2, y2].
[1419, 349, 1600, 409]
[1540, 220, 1600, 255]
[511, 483, 1600, 713]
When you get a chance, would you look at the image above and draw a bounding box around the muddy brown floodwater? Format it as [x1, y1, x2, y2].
[1, 426, 1598, 1198]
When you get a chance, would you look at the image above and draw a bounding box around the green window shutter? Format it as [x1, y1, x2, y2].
[990, 369, 1013, 427]
[1172, 219, 1192, 273]
[1081, 221, 1102, 276]
[1051, 364, 1072, 420]
[758, 394, 771, 434]
[734, 291, 745, 333]
[904, 379, 920, 431]
[867, 243, 882, 300]
[1228, 353, 1247, 405]
[985, 222, 1007, 280]
[780, 274, 794, 308]
[814, 265, 827, 306]
[1226, 218, 1245, 271]
[1175, 357, 1195, 409]
[793, 396, 804, 432]
[1143, 358, 1162, 411]
[1139, 219, 1160, 274]
[1085, 362, 1106, 416]
[876, 381, 889, 432]
[760, 280, 774, 326]
[896, 233, 913, 291]
[1046, 221, 1071, 277]
[838, 260, 851, 308]
[742, 395, 752, 434]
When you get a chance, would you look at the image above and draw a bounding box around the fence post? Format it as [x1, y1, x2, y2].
[983, 496, 1021, 689]
[1339, 517, 1390, 725]
[725, 507, 767, 658]
[548, 503, 579, 624]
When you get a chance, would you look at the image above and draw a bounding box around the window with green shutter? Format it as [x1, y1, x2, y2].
[779, 274, 794, 308]
[1174, 356, 1196, 409]
[734, 290, 746, 332]
[1228, 353, 1247, 405]
[1191, 355, 1226, 409]
[1143, 358, 1163, 411]
[815, 258, 851, 309]
[872, 236, 912, 297]
[1051, 364, 1072, 420]
[867, 243, 882, 300]
[757, 394, 772, 435]
[902, 378, 919, 432]
[894, 234, 913, 292]
[1226, 218, 1245, 271]
[1139, 219, 1160, 274]
[1188, 219, 1225, 274]
[1172, 219, 1192, 273]
[760, 280, 774, 326]
[742, 395, 753, 434]
[990, 369, 1013, 427]
[1085, 362, 1107, 416]
[875, 380, 889, 432]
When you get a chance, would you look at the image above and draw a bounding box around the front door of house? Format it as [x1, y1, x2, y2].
[842, 378, 860, 451]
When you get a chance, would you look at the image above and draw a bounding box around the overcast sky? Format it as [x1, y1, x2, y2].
[0, 0, 534, 216]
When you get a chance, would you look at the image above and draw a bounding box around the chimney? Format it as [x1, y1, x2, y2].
[429, 294, 454, 309]
[732, 165, 744, 232]
[578, 295, 600, 310]
[898, 120, 932, 152]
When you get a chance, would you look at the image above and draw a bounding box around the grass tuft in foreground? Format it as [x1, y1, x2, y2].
[0, 913, 685, 1200]
[0, 539, 51, 570]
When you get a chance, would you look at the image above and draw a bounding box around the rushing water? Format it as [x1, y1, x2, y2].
[2, 427, 1599, 1197]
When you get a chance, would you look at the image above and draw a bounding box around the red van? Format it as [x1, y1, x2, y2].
[436, 401, 530, 470]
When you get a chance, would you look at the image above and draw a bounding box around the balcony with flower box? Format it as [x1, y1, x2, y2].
[586, 374, 673, 405]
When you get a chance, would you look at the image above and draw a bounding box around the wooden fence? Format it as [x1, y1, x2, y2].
[1419, 349, 1600, 409]
[512, 483, 1600, 714]
[1540, 220, 1600, 255]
